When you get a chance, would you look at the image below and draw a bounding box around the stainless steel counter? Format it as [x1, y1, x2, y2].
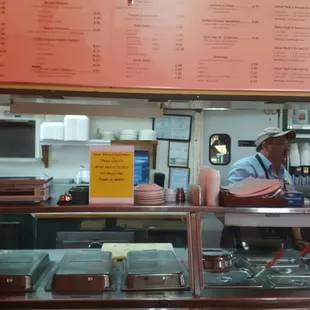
[2, 249, 310, 309]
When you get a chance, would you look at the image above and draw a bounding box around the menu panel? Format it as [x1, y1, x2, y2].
[5, 0, 111, 86]
[187, 0, 268, 90]
[0, 0, 310, 92]
[267, 0, 310, 90]
[108, 0, 192, 88]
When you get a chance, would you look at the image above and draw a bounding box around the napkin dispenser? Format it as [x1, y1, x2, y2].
[282, 191, 304, 207]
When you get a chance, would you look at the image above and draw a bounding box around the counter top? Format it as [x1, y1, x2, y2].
[0, 203, 309, 214]
[2, 249, 310, 309]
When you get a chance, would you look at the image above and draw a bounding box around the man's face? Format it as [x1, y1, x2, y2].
[266, 136, 289, 163]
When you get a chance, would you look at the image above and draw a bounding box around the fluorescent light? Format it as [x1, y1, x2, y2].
[203, 108, 230, 111]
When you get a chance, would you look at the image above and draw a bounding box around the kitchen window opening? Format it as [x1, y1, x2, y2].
[209, 134, 231, 166]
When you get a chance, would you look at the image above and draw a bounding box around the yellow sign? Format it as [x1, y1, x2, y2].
[89, 145, 134, 204]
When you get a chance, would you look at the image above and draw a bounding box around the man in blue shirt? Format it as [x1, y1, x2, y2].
[221, 127, 308, 251]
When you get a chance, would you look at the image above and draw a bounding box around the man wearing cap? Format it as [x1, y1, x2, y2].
[220, 127, 308, 251]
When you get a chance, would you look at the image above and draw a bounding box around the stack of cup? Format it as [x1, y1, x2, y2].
[164, 188, 176, 203]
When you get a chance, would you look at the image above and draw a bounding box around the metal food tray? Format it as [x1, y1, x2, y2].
[0, 251, 51, 293]
[245, 257, 296, 265]
[51, 250, 115, 293]
[122, 250, 188, 291]
[203, 268, 263, 289]
[268, 275, 310, 288]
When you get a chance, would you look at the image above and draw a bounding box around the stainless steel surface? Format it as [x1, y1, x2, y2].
[268, 275, 310, 288]
[202, 249, 234, 272]
[5, 250, 310, 309]
[204, 268, 263, 288]
[4, 204, 310, 214]
[123, 250, 186, 291]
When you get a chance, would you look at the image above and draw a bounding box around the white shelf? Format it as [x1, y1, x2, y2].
[40, 140, 111, 147]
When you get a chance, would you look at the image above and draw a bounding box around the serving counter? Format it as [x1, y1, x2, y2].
[0, 205, 310, 309]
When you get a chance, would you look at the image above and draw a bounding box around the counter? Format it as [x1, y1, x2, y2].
[2, 249, 310, 309]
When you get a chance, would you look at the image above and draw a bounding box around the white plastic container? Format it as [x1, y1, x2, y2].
[40, 122, 64, 140]
[64, 115, 89, 141]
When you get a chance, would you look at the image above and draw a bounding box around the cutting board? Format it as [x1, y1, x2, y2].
[101, 243, 175, 260]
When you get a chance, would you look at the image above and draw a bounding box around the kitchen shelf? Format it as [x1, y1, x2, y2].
[40, 139, 158, 169]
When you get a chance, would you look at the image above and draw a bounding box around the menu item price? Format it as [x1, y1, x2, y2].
[89, 146, 134, 204]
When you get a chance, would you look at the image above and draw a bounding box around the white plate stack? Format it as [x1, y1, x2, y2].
[119, 129, 138, 140]
[134, 184, 165, 206]
[64, 115, 89, 141]
[40, 122, 64, 140]
[164, 188, 176, 203]
[138, 129, 156, 140]
[101, 132, 115, 141]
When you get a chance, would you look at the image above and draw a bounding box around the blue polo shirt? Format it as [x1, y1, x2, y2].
[228, 153, 293, 190]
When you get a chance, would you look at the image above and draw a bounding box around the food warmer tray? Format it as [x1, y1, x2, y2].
[51, 250, 114, 293]
[122, 250, 188, 291]
[0, 251, 51, 292]
[203, 268, 263, 288]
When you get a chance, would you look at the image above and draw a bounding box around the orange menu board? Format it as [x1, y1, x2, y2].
[89, 145, 134, 205]
[1, 0, 310, 91]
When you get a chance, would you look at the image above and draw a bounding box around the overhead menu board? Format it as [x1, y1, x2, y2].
[1, 0, 310, 92]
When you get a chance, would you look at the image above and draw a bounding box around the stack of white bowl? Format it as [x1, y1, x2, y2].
[101, 132, 115, 141]
[164, 188, 176, 203]
[134, 184, 165, 206]
[119, 129, 138, 140]
[138, 129, 156, 140]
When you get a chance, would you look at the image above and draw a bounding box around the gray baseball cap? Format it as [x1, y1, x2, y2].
[255, 127, 296, 148]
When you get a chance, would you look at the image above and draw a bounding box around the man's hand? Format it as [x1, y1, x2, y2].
[294, 239, 309, 251]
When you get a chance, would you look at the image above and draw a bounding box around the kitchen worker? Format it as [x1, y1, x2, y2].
[220, 127, 309, 251]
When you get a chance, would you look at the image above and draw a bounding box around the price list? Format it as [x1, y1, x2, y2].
[4, 0, 112, 86]
[0, 0, 6, 79]
[268, 1, 310, 90]
[187, 0, 265, 90]
[108, 0, 192, 88]
[1, 0, 310, 92]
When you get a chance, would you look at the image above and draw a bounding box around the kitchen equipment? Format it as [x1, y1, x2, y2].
[51, 250, 113, 293]
[123, 250, 186, 291]
[68, 186, 89, 205]
[101, 243, 175, 260]
[154, 172, 165, 188]
[249, 248, 284, 279]
[75, 166, 90, 184]
[187, 184, 201, 206]
[64, 115, 89, 141]
[0, 176, 53, 203]
[0, 251, 51, 292]
[290, 143, 301, 167]
[202, 249, 235, 272]
[176, 188, 185, 203]
[40, 122, 64, 140]
[57, 193, 72, 206]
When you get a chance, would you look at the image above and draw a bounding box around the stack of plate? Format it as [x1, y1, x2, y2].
[138, 130, 156, 141]
[164, 188, 176, 203]
[101, 132, 115, 141]
[120, 129, 138, 140]
[134, 184, 165, 206]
